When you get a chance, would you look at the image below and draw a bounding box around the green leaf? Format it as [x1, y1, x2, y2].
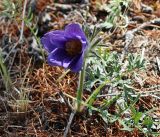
[101, 94, 121, 110]
[143, 117, 153, 130]
[85, 80, 110, 106]
[132, 112, 143, 125]
[101, 22, 113, 28]
[119, 119, 134, 132]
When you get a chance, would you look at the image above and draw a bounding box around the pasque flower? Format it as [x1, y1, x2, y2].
[41, 23, 88, 72]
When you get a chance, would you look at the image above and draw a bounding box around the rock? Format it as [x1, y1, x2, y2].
[141, 3, 153, 14]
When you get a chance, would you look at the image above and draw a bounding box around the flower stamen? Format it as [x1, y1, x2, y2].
[65, 40, 82, 56]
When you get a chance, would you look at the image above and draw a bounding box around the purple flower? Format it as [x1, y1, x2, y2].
[41, 23, 88, 72]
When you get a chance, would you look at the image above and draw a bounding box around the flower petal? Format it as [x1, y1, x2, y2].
[48, 48, 72, 68]
[69, 53, 84, 72]
[64, 23, 87, 41]
[41, 30, 66, 53]
[49, 30, 64, 35]
[77, 36, 88, 52]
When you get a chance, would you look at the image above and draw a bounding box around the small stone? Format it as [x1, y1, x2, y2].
[141, 4, 153, 14]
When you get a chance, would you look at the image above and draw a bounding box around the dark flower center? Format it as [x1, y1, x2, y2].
[65, 39, 82, 56]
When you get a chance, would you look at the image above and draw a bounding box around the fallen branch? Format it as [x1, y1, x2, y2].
[63, 111, 76, 137]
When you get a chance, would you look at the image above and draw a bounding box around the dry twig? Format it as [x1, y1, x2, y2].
[19, 0, 28, 42]
[63, 111, 76, 137]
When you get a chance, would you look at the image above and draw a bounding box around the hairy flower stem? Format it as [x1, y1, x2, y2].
[76, 59, 86, 112]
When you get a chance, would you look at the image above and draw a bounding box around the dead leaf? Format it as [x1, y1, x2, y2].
[133, 0, 142, 11]
[154, 1, 160, 17]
